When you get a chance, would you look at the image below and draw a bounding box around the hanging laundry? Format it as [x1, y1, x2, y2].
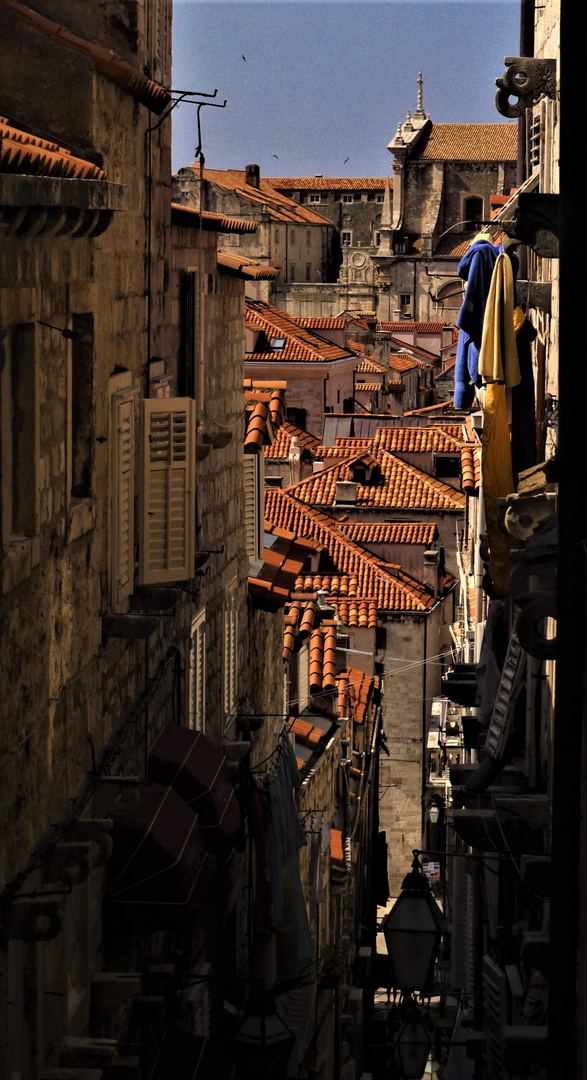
[478, 253, 520, 387]
[454, 237, 501, 408]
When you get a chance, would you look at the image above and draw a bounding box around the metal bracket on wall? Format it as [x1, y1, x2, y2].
[495, 56, 557, 118]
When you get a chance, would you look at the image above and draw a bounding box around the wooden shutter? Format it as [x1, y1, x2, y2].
[112, 389, 136, 607]
[187, 609, 206, 730]
[223, 576, 238, 722]
[298, 644, 309, 713]
[483, 956, 508, 1080]
[139, 398, 195, 584]
[243, 451, 264, 561]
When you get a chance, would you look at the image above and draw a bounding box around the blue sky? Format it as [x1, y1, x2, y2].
[171, 1, 520, 177]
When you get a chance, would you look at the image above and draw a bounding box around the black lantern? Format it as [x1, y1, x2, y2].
[396, 1001, 434, 1080]
[380, 853, 445, 992]
[235, 1001, 296, 1078]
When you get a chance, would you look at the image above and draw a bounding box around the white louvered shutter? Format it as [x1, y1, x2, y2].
[187, 609, 206, 730]
[243, 451, 264, 561]
[112, 389, 136, 607]
[139, 398, 196, 584]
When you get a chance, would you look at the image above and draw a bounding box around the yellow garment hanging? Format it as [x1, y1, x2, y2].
[478, 253, 520, 387]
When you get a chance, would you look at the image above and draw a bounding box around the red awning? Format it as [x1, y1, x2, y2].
[105, 782, 208, 933]
[150, 1031, 237, 1079]
[148, 723, 241, 853]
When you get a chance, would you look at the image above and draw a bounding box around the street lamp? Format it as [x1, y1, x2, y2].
[380, 852, 445, 993]
[395, 1000, 435, 1080]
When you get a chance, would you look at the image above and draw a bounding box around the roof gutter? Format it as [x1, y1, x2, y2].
[1, 0, 171, 114]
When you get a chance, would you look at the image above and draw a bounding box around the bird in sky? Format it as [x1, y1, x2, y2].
[272, 154, 279, 158]
[242, 54, 246, 61]
[343, 157, 350, 164]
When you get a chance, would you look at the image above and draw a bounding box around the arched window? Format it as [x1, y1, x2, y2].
[463, 196, 483, 230]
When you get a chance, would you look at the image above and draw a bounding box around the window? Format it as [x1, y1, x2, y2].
[400, 293, 411, 308]
[139, 397, 196, 585]
[463, 196, 484, 230]
[187, 609, 206, 730]
[223, 568, 239, 723]
[70, 314, 94, 499]
[274, 229, 280, 243]
[342, 194, 354, 203]
[183, 269, 201, 405]
[0, 323, 39, 544]
[376, 194, 385, 203]
[309, 193, 321, 204]
[111, 382, 138, 607]
[375, 232, 381, 247]
[290, 264, 296, 281]
[306, 230, 311, 247]
[243, 450, 264, 562]
[270, 336, 286, 350]
[341, 232, 352, 246]
[306, 262, 312, 281]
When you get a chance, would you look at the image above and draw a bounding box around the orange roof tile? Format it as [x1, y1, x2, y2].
[171, 203, 257, 233]
[415, 123, 517, 162]
[198, 167, 330, 224]
[265, 420, 321, 461]
[265, 489, 445, 616]
[388, 353, 433, 373]
[330, 828, 345, 867]
[248, 528, 316, 608]
[0, 118, 106, 180]
[246, 299, 355, 364]
[334, 521, 438, 546]
[284, 449, 465, 512]
[460, 444, 482, 496]
[217, 250, 278, 278]
[372, 425, 465, 454]
[355, 358, 388, 375]
[266, 177, 390, 191]
[379, 322, 448, 335]
[294, 316, 348, 330]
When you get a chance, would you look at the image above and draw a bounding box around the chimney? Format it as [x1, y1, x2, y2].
[245, 163, 260, 189]
[335, 481, 357, 504]
[393, 308, 402, 321]
[422, 549, 440, 598]
[289, 435, 302, 485]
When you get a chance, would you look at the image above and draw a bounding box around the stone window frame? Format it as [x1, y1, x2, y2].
[341, 232, 352, 247]
[308, 193, 321, 204]
[186, 607, 206, 731]
[223, 566, 239, 728]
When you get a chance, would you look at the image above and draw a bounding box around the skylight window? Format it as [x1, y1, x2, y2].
[270, 337, 286, 349]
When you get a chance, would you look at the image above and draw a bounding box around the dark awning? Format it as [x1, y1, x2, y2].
[150, 1031, 237, 1080]
[148, 723, 241, 853]
[105, 782, 208, 933]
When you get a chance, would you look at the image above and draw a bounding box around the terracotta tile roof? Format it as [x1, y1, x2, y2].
[284, 448, 466, 512]
[378, 322, 448, 335]
[283, 594, 318, 660]
[338, 666, 380, 725]
[217, 250, 278, 278]
[415, 123, 517, 162]
[355, 358, 385, 375]
[356, 383, 383, 393]
[334, 521, 438, 546]
[246, 299, 355, 364]
[0, 118, 107, 180]
[388, 353, 432, 374]
[405, 401, 469, 417]
[372, 425, 465, 454]
[248, 526, 316, 608]
[294, 316, 348, 330]
[198, 168, 330, 224]
[434, 233, 477, 258]
[2, 1, 170, 114]
[309, 621, 338, 694]
[171, 203, 257, 233]
[243, 382, 286, 448]
[265, 420, 321, 460]
[460, 444, 482, 496]
[265, 489, 445, 616]
[266, 177, 390, 191]
[389, 342, 439, 363]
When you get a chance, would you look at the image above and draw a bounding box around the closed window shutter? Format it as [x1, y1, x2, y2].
[187, 609, 206, 730]
[223, 577, 238, 721]
[244, 452, 264, 561]
[139, 398, 195, 584]
[298, 644, 309, 712]
[112, 390, 136, 607]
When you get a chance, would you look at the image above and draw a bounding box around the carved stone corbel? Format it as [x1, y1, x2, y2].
[92, 778, 142, 818]
[495, 56, 557, 118]
[1, 896, 63, 941]
[65, 818, 114, 867]
[42, 842, 93, 886]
